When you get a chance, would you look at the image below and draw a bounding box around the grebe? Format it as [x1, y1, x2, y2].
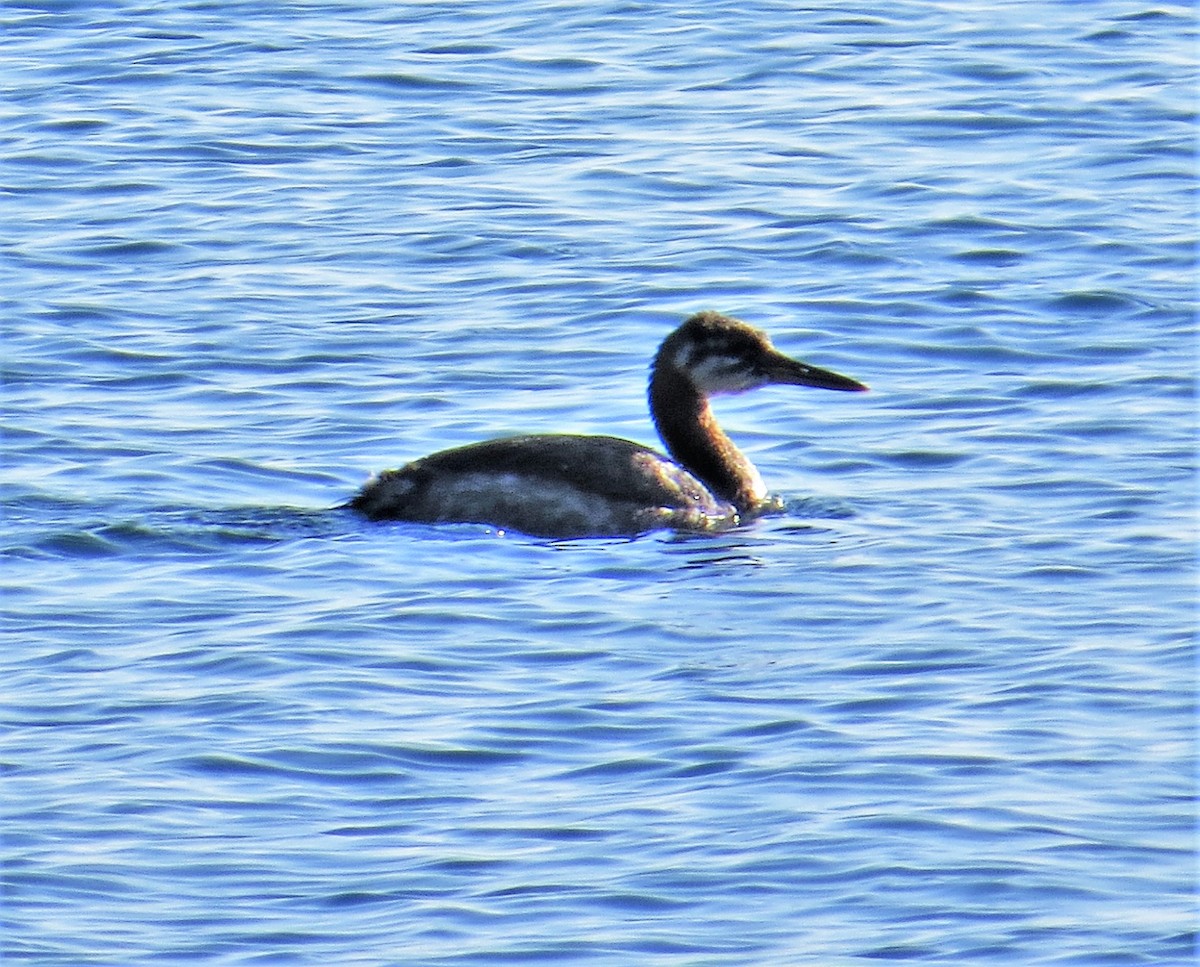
[351, 311, 867, 537]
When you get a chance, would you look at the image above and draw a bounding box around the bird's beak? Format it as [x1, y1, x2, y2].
[764, 351, 869, 392]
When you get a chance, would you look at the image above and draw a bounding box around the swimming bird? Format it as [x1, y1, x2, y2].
[350, 311, 867, 537]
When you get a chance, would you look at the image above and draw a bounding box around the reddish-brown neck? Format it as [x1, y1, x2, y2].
[649, 364, 765, 512]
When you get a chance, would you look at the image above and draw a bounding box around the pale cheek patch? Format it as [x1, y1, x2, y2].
[671, 344, 698, 371]
[688, 355, 762, 394]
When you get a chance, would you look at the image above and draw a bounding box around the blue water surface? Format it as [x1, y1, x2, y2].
[3, 1, 1196, 964]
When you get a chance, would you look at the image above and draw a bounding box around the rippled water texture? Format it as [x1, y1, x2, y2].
[3, 2, 1196, 965]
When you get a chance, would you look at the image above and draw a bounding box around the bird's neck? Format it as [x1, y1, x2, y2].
[649, 365, 767, 512]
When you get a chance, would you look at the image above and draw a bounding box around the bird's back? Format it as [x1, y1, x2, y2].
[350, 434, 738, 537]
